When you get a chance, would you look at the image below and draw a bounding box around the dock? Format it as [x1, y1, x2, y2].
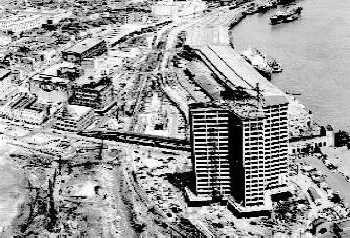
[193, 44, 287, 101]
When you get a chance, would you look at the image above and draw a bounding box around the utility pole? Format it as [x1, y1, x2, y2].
[255, 82, 261, 108]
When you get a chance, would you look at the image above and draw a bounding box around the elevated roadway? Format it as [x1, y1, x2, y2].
[79, 130, 191, 151]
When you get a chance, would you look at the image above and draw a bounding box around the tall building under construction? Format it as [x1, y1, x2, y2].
[186, 45, 289, 216]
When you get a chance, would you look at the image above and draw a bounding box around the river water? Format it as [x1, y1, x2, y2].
[229, 0, 350, 130]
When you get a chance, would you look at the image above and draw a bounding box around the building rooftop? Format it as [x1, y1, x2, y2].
[65, 38, 105, 55]
[190, 100, 266, 120]
[73, 74, 111, 90]
[194, 45, 288, 106]
[24, 101, 48, 113]
[40, 62, 76, 77]
[61, 105, 92, 120]
[189, 64, 225, 101]
[225, 100, 266, 119]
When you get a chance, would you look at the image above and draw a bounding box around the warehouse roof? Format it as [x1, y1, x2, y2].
[194, 45, 288, 106]
[65, 38, 105, 55]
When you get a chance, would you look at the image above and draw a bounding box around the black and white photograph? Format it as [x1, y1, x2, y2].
[0, 0, 348, 237]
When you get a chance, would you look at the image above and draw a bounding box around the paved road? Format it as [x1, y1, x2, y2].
[300, 156, 350, 205]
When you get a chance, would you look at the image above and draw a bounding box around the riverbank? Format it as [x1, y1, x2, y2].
[229, 0, 350, 130]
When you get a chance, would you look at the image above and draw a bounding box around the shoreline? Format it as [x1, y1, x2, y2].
[186, 0, 334, 142]
[226, 0, 350, 131]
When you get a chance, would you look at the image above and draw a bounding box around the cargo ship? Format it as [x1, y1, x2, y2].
[270, 6, 303, 25]
[241, 48, 282, 80]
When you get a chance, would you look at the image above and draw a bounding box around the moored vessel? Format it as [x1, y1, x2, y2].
[241, 48, 273, 80]
[270, 6, 303, 25]
[241, 48, 283, 79]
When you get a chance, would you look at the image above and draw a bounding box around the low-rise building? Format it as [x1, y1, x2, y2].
[7, 92, 37, 109]
[152, 0, 206, 18]
[30, 62, 81, 91]
[20, 102, 50, 125]
[62, 38, 107, 63]
[0, 92, 50, 125]
[0, 14, 46, 34]
[52, 104, 94, 132]
[110, 7, 152, 24]
[289, 128, 334, 154]
[68, 75, 114, 111]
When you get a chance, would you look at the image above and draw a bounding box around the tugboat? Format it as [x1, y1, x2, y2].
[270, 6, 303, 25]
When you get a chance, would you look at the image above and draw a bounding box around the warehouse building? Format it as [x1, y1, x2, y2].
[62, 38, 107, 63]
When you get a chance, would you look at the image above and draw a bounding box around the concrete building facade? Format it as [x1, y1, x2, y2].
[52, 105, 94, 132]
[187, 45, 290, 215]
[68, 76, 114, 111]
[62, 38, 107, 63]
[262, 99, 289, 191]
[189, 98, 288, 211]
[190, 104, 231, 199]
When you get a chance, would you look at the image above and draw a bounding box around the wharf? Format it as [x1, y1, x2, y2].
[193, 44, 287, 104]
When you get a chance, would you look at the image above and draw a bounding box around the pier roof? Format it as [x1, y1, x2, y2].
[194, 45, 288, 106]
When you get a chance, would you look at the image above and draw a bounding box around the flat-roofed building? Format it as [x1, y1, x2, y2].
[30, 62, 81, 91]
[110, 7, 151, 24]
[152, 0, 206, 18]
[62, 38, 107, 63]
[7, 92, 37, 109]
[52, 104, 94, 132]
[68, 75, 114, 111]
[0, 92, 50, 125]
[0, 14, 45, 34]
[20, 101, 50, 125]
